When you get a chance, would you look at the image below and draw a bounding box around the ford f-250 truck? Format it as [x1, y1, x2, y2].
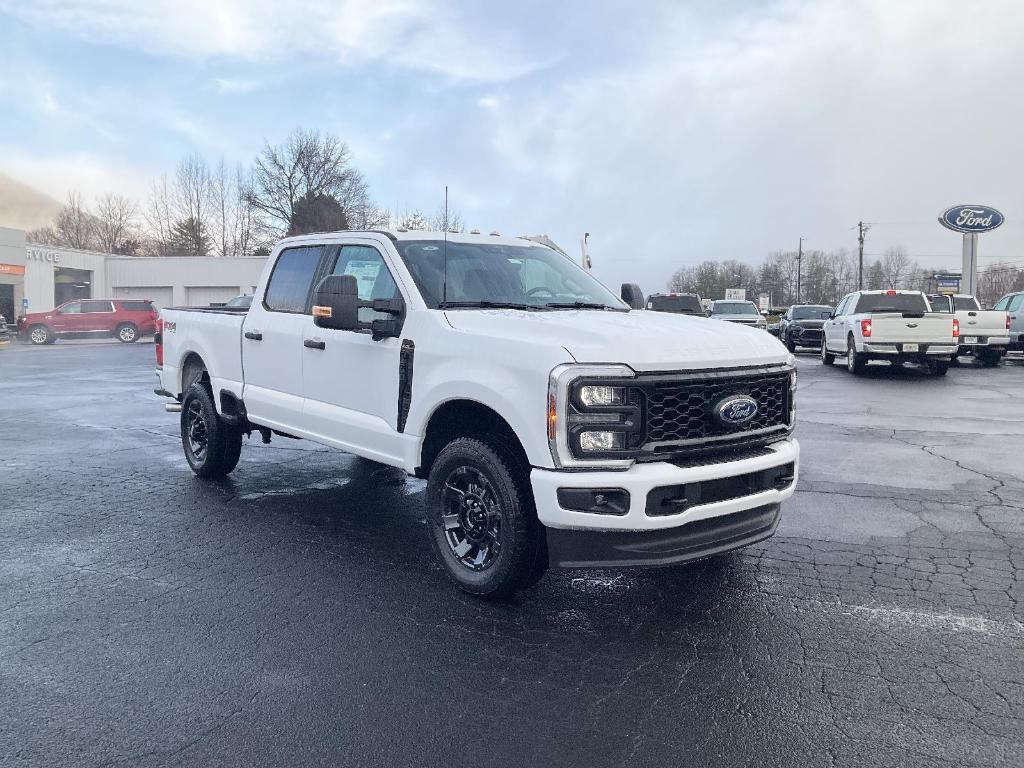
[821, 289, 958, 375]
[926, 293, 1010, 366]
[155, 230, 799, 597]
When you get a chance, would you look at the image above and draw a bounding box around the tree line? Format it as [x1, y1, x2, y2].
[667, 248, 1024, 308]
[29, 128, 462, 258]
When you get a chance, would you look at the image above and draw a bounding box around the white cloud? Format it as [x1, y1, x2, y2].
[1, 0, 555, 82]
[0, 145, 154, 203]
[213, 77, 261, 94]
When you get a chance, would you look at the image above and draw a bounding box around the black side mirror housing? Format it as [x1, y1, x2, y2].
[620, 283, 644, 309]
[313, 274, 404, 340]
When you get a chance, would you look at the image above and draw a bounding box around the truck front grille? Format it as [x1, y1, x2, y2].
[634, 366, 793, 457]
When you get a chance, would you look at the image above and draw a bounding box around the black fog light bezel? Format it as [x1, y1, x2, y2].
[557, 487, 630, 516]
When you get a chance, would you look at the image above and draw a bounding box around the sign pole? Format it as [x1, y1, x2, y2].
[961, 233, 978, 296]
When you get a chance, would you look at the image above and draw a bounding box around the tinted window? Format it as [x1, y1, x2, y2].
[953, 296, 980, 311]
[264, 246, 323, 313]
[330, 245, 399, 322]
[647, 295, 703, 314]
[712, 302, 758, 315]
[791, 306, 832, 320]
[120, 300, 155, 312]
[1009, 294, 1024, 312]
[854, 293, 928, 313]
[82, 301, 114, 313]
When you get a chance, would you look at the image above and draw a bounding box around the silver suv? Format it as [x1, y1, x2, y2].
[992, 291, 1024, 351]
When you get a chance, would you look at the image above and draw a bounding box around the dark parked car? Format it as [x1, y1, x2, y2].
[18, 299, 158, 344]
[645, 292, 704, 315]
[779, 304, 832, 351]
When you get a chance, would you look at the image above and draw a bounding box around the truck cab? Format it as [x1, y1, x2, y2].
[157, 230, 799, 597]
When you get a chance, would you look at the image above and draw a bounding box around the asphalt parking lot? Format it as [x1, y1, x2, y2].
[2, 342, 1022, 768]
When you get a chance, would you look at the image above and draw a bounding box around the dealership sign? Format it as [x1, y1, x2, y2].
[938, 205, 1004, 234]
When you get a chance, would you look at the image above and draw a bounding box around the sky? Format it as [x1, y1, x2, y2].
[1, 0, 1022, 293]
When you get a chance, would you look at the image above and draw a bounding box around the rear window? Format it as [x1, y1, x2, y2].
[647, 295, 703, 313]
[264, 246, 324, 313]
[120, 300, 155, 312]
[953, 296, 980, 311]
[854, 293, 928, 314]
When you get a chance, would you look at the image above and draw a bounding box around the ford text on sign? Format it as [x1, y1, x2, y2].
[938, 205, 1004, 234]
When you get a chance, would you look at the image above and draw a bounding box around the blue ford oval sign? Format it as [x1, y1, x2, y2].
[715, 395, 758, 426]
[939, 205, 1004, 234]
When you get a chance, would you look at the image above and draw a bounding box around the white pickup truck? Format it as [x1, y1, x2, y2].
[155, 230, 799, 596]
[821, 289, 958, 375]
[926, 294, 1010, 366]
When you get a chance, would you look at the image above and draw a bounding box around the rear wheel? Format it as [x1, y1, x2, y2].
[180, 382, 243, 478]
[821, 339, 835, 365]
[116, 323, 138, 343]
[928, 360, 950, 376]
[978, 348, 1002, 367]
[28, 325, 52, 345]
[425, 437, 545, 597]
[846, 336, 866, 374]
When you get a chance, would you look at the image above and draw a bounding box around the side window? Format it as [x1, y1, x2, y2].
[329, 245, 399, 322]
[264, 246, 324, 313]
[833, 297, 847, 316]
[60, 302, 82, 314]
[1008, 294, 1024, 312]
[992, 297, 1008, 311]
[82, 301, 114, 313]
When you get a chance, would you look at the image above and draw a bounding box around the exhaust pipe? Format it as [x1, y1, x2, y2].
[165, 403, 182, 413]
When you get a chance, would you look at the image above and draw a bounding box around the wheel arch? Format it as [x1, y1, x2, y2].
[416, 398, 530, 479]
[179, 351, 210, 392]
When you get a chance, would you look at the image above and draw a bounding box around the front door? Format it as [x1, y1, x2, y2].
[300, 242, 406, 465]
[49, 301, 84, 333]
[241, 245, 326, 431]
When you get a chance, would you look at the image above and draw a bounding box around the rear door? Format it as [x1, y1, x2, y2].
[241, 244, 327, 431]
[299, 241, 407, 464]
[1008, 294, 1024, 336]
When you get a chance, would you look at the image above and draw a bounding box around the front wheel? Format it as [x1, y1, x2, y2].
[28, 325, 53, 345]
[180, 382, 243, 478]
[425, 437, 545, 597]
[785, 336, 796, 353]
[821, 339, 835, 365]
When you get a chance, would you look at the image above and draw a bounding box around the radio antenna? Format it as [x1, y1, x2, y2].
[441, 185, 449, 308]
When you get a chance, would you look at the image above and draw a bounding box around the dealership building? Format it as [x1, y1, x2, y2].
[0, 227, 267, 321]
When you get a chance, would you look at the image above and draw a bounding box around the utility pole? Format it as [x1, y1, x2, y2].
[856, 221, 870, 290]
[796, 237, 803, 303]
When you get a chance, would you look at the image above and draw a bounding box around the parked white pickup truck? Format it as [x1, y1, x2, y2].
[926, 294, 1010, 366]
[821, 289, 958, 375]
[155, 230, 799, 596]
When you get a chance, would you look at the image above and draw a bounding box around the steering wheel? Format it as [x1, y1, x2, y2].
[525, 286, 557, 299]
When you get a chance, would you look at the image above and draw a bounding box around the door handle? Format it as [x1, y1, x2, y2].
[244, 330, 263, 341]
[304, 339, 326, 350]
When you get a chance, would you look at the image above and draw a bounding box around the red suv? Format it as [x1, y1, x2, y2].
[18, 299, 158, 344]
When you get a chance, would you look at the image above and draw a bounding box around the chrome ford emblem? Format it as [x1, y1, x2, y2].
[715, 395, 759, 426]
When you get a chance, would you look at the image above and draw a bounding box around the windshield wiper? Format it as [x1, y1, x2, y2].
[438, 300, 541, 311]
[543, 301, 625, 311]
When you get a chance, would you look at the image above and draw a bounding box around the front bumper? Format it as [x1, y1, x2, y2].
[528, 438, 798, 540]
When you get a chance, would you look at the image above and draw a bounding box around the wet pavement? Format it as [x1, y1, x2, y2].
[1, 342, 1022, 767]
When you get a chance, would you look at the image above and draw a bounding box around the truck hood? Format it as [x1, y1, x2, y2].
[444, 309, 791, 372]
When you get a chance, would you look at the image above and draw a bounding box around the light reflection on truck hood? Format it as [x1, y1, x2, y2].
[443, 309, 790, 372]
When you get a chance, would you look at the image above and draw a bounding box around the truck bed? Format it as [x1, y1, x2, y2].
[159, 307, 246, 400]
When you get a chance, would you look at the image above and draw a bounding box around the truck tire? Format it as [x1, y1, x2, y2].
[180, 382, 243, 478]
[115, 323, 138, 343]
[978, 348, 1002, 367]
[846, 336, 866, 374]
[425, 436, 545, 597]
[928, 360, 949, 376]
[28, 324, 53, 345]
[786, 337, 796, 353]
[821, 339, 835, 365]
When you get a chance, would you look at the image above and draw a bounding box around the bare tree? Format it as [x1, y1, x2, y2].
[250, 128, 368, 235]
[398, 210, 431, 231]
[171, 154, 213, 256]
[55, 190, 96, 250]
[431, 207, 464, 233]
[144, 174, 174, 256]
[94, 193, 138, 254]
[879, 247, 912, 289]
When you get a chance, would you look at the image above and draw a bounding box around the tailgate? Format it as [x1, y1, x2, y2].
[958, 310, 1007, 338]
[869, 313, 954, 343]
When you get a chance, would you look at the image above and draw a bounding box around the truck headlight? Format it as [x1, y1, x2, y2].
[548, 364, 638, 469]
[578, 385, 626, 407]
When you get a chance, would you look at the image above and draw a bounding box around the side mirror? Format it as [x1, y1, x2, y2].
[620, 283, 644, 309]
[313, 274, 405, 340]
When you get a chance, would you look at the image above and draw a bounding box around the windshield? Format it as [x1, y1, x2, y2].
[791, 306, 832, 320]
[647, 295, 703, 313]
[712, 302, 758, 315]
[855, 293, 928, 313]
[396, 241, 627, 311]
